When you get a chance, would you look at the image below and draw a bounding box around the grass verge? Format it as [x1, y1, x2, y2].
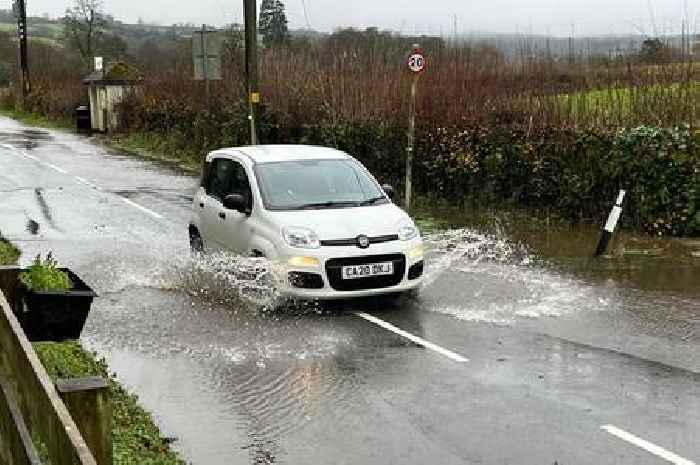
[108, 132, 202, 174]
[0, 236, 20, 265]
[0, 108, 72, 130]
[33, 341, 185, 465]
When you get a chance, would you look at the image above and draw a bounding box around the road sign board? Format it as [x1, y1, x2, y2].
[193, 30, 223, 81]
[408, 52, 426, 73]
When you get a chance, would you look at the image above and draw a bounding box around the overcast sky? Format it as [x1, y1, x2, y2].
[25, 0, 699, 37]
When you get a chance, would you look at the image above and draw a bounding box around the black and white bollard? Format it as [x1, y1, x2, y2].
[595, 190, 626, 257]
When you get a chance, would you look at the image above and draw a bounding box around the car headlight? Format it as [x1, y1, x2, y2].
[283, 227, 321, 249]
[398, 220, 419, 241]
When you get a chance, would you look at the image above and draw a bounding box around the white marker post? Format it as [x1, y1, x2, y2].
[405, 45, 426, 212]
[595, 190, 626, 256]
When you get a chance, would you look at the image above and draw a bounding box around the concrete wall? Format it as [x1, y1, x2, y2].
[0, 269, 97, 465]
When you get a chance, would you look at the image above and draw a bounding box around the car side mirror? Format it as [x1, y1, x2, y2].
[223, 193, 249, 214]
[382, 184, 395, 199]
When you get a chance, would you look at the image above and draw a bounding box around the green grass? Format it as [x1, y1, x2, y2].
[556, 80, 700, 123]
[110, 131, 202, 174]
[0, 238, 20, 265]
[33, 342, 185, 465]
[0, 108, 72, 130]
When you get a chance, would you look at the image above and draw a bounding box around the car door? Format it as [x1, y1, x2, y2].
[197, 157, 235, 251]
[211, 158, 254, 255]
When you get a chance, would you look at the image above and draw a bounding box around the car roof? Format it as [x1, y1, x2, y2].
[210, 145, 352, 164]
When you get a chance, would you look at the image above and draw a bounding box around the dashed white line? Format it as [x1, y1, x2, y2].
[355, 312, 469, 363]
[120, 197, 164, 220]
[44, 162, 68, 174]
[3, 141, 167, 221]
[74, 176, 101, 190]
[601, 425, 695, 465]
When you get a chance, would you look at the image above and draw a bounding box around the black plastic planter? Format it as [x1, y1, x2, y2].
[14, 269, 97, 342]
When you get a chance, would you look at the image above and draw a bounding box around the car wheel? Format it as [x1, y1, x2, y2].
[190, 231, 204, 255]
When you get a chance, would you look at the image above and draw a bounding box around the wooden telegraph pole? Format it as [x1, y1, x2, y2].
[244, 0, 260, 145]
[14, 0, 31, 106]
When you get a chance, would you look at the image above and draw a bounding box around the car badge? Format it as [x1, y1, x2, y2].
[357, 235, 370, 249]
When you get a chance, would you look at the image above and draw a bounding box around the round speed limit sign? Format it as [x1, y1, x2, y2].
[408, 52, 426, 73]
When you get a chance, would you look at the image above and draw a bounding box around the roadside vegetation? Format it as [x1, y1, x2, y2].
[0, 235, 20, 265]
[0, 2, 698, 236]
[0, 235, 183, 464]
[34, 341, 186, 465]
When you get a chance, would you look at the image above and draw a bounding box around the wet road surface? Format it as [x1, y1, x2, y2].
[0, 116, 698, 464]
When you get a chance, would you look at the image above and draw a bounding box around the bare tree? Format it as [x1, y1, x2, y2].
[63, 0, 106, 65]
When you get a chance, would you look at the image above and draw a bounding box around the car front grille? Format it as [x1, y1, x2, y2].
[320, 235, 399, 247]
[325, 254, 406, 291]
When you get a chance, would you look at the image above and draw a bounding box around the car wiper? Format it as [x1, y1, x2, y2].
[358, 196, 387, 206]
[298, 201, 358, 209]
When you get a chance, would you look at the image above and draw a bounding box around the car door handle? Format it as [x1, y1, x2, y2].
[218, 212, 226, 220]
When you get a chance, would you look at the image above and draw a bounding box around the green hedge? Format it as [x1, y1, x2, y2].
[5, 93, 699, 236]
[132, 99, 698, 235]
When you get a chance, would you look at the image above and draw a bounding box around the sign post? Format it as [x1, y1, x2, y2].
[192, 26, 223, 107]
[405, 45, 425, 211]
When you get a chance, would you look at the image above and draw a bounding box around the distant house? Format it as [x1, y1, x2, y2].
[83, 62, 141, 133]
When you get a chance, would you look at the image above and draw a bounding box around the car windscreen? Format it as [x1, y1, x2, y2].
[254, 159, 388, 210]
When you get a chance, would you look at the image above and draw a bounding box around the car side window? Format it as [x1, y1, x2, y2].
[228, 162, 253, 209]
[204, 158, 253, 210]
[205, 159, 235, 201]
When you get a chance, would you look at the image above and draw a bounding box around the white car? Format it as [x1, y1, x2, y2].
[188, 145, 424, 300]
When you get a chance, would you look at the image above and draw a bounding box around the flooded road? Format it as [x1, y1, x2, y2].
[0, 116, 698, 464]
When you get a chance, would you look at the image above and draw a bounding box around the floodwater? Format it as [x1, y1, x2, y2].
[1, 118, 698, 464]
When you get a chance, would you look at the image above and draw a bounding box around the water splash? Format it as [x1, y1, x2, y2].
[421, 228, 606, 324]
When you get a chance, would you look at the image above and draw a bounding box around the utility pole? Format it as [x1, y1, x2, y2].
[13, 0, 31, 105]
[244, 0, 260, 145]
[200, 24, 210, 106]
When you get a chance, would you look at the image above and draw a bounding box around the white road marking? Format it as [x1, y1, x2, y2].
[355, 312, 469, 363]
[601, 425, 695, 465]
[74, 176, 101, 190]
[120, 197, 164, 220]
[44, 162, 68, 174]
[2, 140, 167, 221]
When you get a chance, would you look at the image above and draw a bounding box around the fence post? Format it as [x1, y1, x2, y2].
[56, 377, 112, 465]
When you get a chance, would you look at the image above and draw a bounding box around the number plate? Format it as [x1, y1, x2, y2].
[342, 262, 394, 280]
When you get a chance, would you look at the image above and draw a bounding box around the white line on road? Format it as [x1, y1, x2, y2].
[601, 425, 696, 465]
[355, 312, 469, 363]
[121, 197, 165, 220]
[44, 162, 68, 174]
[3, 138, 167, 221]
[74, 176, 102, 190]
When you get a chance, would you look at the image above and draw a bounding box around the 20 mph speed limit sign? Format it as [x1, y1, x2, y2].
[408, 52, 426, 73]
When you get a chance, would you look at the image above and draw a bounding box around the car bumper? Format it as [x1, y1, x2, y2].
[277, 238, 425, 300]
